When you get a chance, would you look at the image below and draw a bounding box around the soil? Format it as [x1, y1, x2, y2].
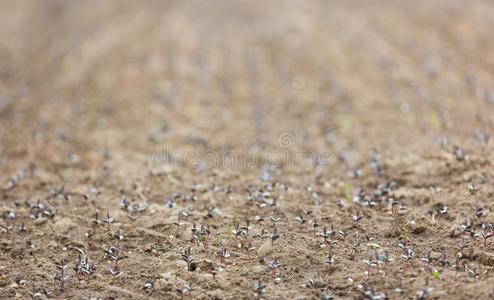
[1, 0, 494, 299]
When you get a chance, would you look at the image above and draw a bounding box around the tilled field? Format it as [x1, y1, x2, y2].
[1, 0, 494, 299]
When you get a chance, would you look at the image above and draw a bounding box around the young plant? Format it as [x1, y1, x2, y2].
[270, 227, 280, 246]
[217, 247, 230, 264]
[174, 214, 184, 238]
[267, 258, 282, 276]
[253, 279, 267, 298]
[103, 212, 114, 231]
[177, 283, 193, 297]
[319, 225, 335, 244]
[181, 246, 196, 271]
[324, 251, 335, 272]
[311, 219, 320, 235]
[245, 241, 256, 259]
[295, 211, 307, 228]
[106, 266, 121, 280]
[74, 252, 96, 283]
[28, 282, 42, 300]
[231, 220, 245, 246]
[54, 261, 70, 291]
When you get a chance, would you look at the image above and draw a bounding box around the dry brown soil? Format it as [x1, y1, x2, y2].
[1, 0, 494, 299]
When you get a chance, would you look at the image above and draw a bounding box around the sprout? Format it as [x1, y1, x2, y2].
[28, 282, 42, 300]
[320, 225, 335, 244]
[253, 279, 266, 297]
[295, 211, 307, 228]
[270, 215, 281, 225]
[103, 212, 114, 231]
[106, 266, 121, 280]
[174, 214, 185, 238]
[217, 247, 230, 264]
[267, 258, 282, 276]
[54, 261, 70, 291]
[231, 221, 246, 245]
[324, 252, 335, 272]
[245, 241, 256, 259]
[271, 227, 280, 246]
[439, 251, 448, 267]
[74, 251, 96, 282]
[181, 247, 196, 272]
[177, 283, 194, 297]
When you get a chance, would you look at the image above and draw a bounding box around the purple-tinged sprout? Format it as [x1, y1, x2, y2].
[103, 212, 114, 231]
[173, 215, 184, 238]
[245, 241, 256, 259]
[267, 258, 282, 276]
[217, 247, 230, 264]
[311, 219, 320, 235]
[271, 227, 280, 246]
[181, 246, 196, 272]
[295, 211, 307, 228]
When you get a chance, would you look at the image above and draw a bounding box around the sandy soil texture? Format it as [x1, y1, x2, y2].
[1, 0, 494, 299]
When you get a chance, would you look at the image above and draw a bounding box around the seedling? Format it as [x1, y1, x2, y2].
[295, 211, 307, 228]
[370, 149, 384, 177]
[210, 269, 218, 280]
[352, 211, 363, 224]
[217, 247, 230, 264]
[253, 279, 266, 297]
[320, 225, 335, 244]
[245, 241, 256, 258]
[311, 219, 320, 235]
[174, 215, 185, 238]
[177, 283, 194, 297]
[270, 215, 281, 226]
[439, 251, 448, 267]
[74, 252, 96, 282]
[468, 266, 480, 279]
[143, 282, 153, 292]
[453, 257, 462, 277]
[19, 222, 27, 233]
[457, 239, 468, 257]
[112, 230, 123, 245]
[103, 212, 114, 231]
[399, 241, 414, 262]
[256, 229, 269, 241]
[1, 223, 12, 235]
[231, 221, 245, 246]
[104, 245, 125, 265]
[91, 210, 101, 227]
[181, 246, 196, 271]
[271, 227, 280, 246]
[338, 229, 352, 241]
[200, 224, 211, 249]
[28, 282, 42, 300]
[416, 281, 433, 300]
[452, 145, 469, 161]
[43, 207, 57, 219]
[54, 261, 70, 291]
[363, 255, 378, 276]
[267, 258, 282, 276]
[29, 199, 45, 219]
[474, 130, 489, 146]
[106, 266, 121, 280]
[420, 251, 432, 273]
[467, 183, 479, 195]
[324, 251, 335, 272]
[474, 229, 494, 248]
[165, 193, 179, 208]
